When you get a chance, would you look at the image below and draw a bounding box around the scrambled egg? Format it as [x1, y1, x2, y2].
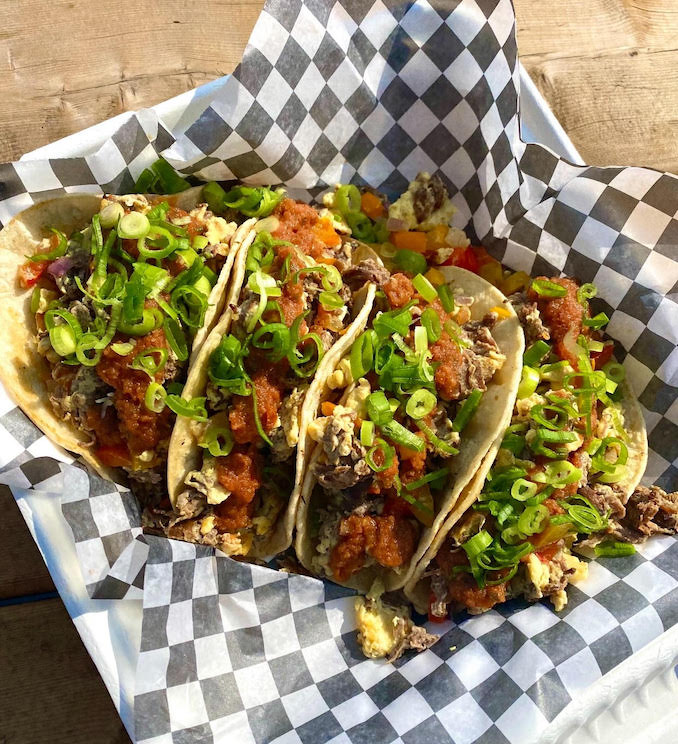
[355, 596, 408, 658]
[344, 378, 371, 418]
[524, 552, 588, 612]
[205, 215, 236, 246]
[388, 173, 457, 231]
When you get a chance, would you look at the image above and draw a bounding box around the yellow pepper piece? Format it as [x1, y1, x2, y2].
[479, 259, 504, 287]
[501, 271, 531, 296]
[425, 267, 446, 286]
[426, 224, 449, 248]
[490, 305, 512, 319]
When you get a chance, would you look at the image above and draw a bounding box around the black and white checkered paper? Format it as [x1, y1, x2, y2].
[1, 1, 677, 742]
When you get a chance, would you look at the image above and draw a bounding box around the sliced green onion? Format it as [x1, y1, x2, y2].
[564, 500, 607, 532]
[252, 323, 290, 363]
[518, 365, 540, 399]
[199, 424, 234, 457]
[165, 395, 208, 421]
[405, 389, 436, 420]
[30, 287, 42, 314]
[588, 340, 604, 353]
[111, 341, 135, 356]
[529, 428, 578, 458]
[583, 312, 609, 329]
[319, 291, 344, 310]
[360, 421, 375, 447]
[137, 225, 175, 259]
[595, 541, 636, 558]
[164, 317, 188, 362]
[366, 391, 394, 426]
[75, 333, 103, 367]
[293, 265, 343, 292]
[171, 285, 208, 329]
[146, 201, 171, 221]
[382, 419, 425, 451]
[517, 504, 549, 536]
[531, 279, 567, 298]
[603, 361, 625, 383]
[202, 182, 226, 213]
[421, 307, 441, 343]
[373, 306, 413, 339]
[540, 361, 571, 382]
[453, 389, 483, 432]
[118, 307, 163, 337]
[412, 273, 438, 303]
[404, 468, 448, 491]
[501, 432, 525, 455]
[130, 347, 168, 380]
[118, 212, 150, 240]
[335, 185, 361, 215]
[345, 211, 375, 242]
[511, 479, 538, 501]
[523, 340, 551, 367]
[350, 330, 376, 379]
[577, 283, 597, 303]
[530, 403, 569, 431]
[223, 185, 284, 218]
[145, 382, 167, 413]
[394, 249, 427, 276]
[437, 284, 455, 314]
[414, 326, 428, 355]
[463, 530, 493, 559]
[49, 324, 77, 357]
[534, 460, 582, 486]
[366, 438, 394, 472]
[419, 421, 458, 456]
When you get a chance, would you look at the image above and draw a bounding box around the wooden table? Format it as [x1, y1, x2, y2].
[2, 1, 676, 741]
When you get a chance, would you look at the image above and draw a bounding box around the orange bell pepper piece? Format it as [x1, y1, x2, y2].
[360, 192, 385, 220]
[391, 230, 428, 253]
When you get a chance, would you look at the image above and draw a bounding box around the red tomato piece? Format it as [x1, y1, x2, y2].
[18, 260, 49, 289]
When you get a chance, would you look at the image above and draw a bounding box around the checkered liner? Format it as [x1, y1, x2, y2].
[0, 0, 676, 742]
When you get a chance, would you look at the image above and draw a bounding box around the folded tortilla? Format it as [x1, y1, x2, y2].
[405, 342, 648, 615]
[295, 266, 524, 593]
[0, 189, 250, 482]
[164, 225, 379, 559]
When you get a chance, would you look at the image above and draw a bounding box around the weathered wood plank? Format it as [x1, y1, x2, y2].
[0, 491, 54, 599]
[0, 0, 263, 162]
[0, 598, 130, 743]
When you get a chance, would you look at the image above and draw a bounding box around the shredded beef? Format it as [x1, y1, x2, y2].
[578, 483, 678, 547]
[508, 291, 550, 346]
[387, 618, 439, 662]
[456, 314, 504, 398]
[315, 441, 371, 491]
[411, 173, 446, 223]
[343, 258, 390, 291]
[580, 483, 626, 520]
[613, 486, 678, 542]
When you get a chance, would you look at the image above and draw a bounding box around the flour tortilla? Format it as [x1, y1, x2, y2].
[404, 367, 648, 614]
[166, 231, 377, 558]
[294, 266, 525, 593]
[0, 189, 249, 482]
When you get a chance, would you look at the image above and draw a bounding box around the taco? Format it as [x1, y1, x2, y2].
[0, 188, 253, 495]
[294, 265, 524, 593]
[156, 194, 392, 558]
[404, 275, 676, 622]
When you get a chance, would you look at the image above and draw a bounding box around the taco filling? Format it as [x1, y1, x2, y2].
[305, 270, 507, 584]
[422, 276, 677, 619]
[157, 196, 386, 556]
[18, 192, 245, 496]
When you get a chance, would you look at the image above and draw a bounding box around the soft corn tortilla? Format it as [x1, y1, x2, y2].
[166, 230, 376, 558]
[0, 189, 249, 482]
[294, 266, 525, 593]
[404, 368, 648, 614]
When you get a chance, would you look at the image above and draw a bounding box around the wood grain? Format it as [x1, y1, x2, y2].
[1, 0, 263, 162]
[514, 0, 678, 172]
[0, 598, 130, 743]
[0, 491, 54, 598]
